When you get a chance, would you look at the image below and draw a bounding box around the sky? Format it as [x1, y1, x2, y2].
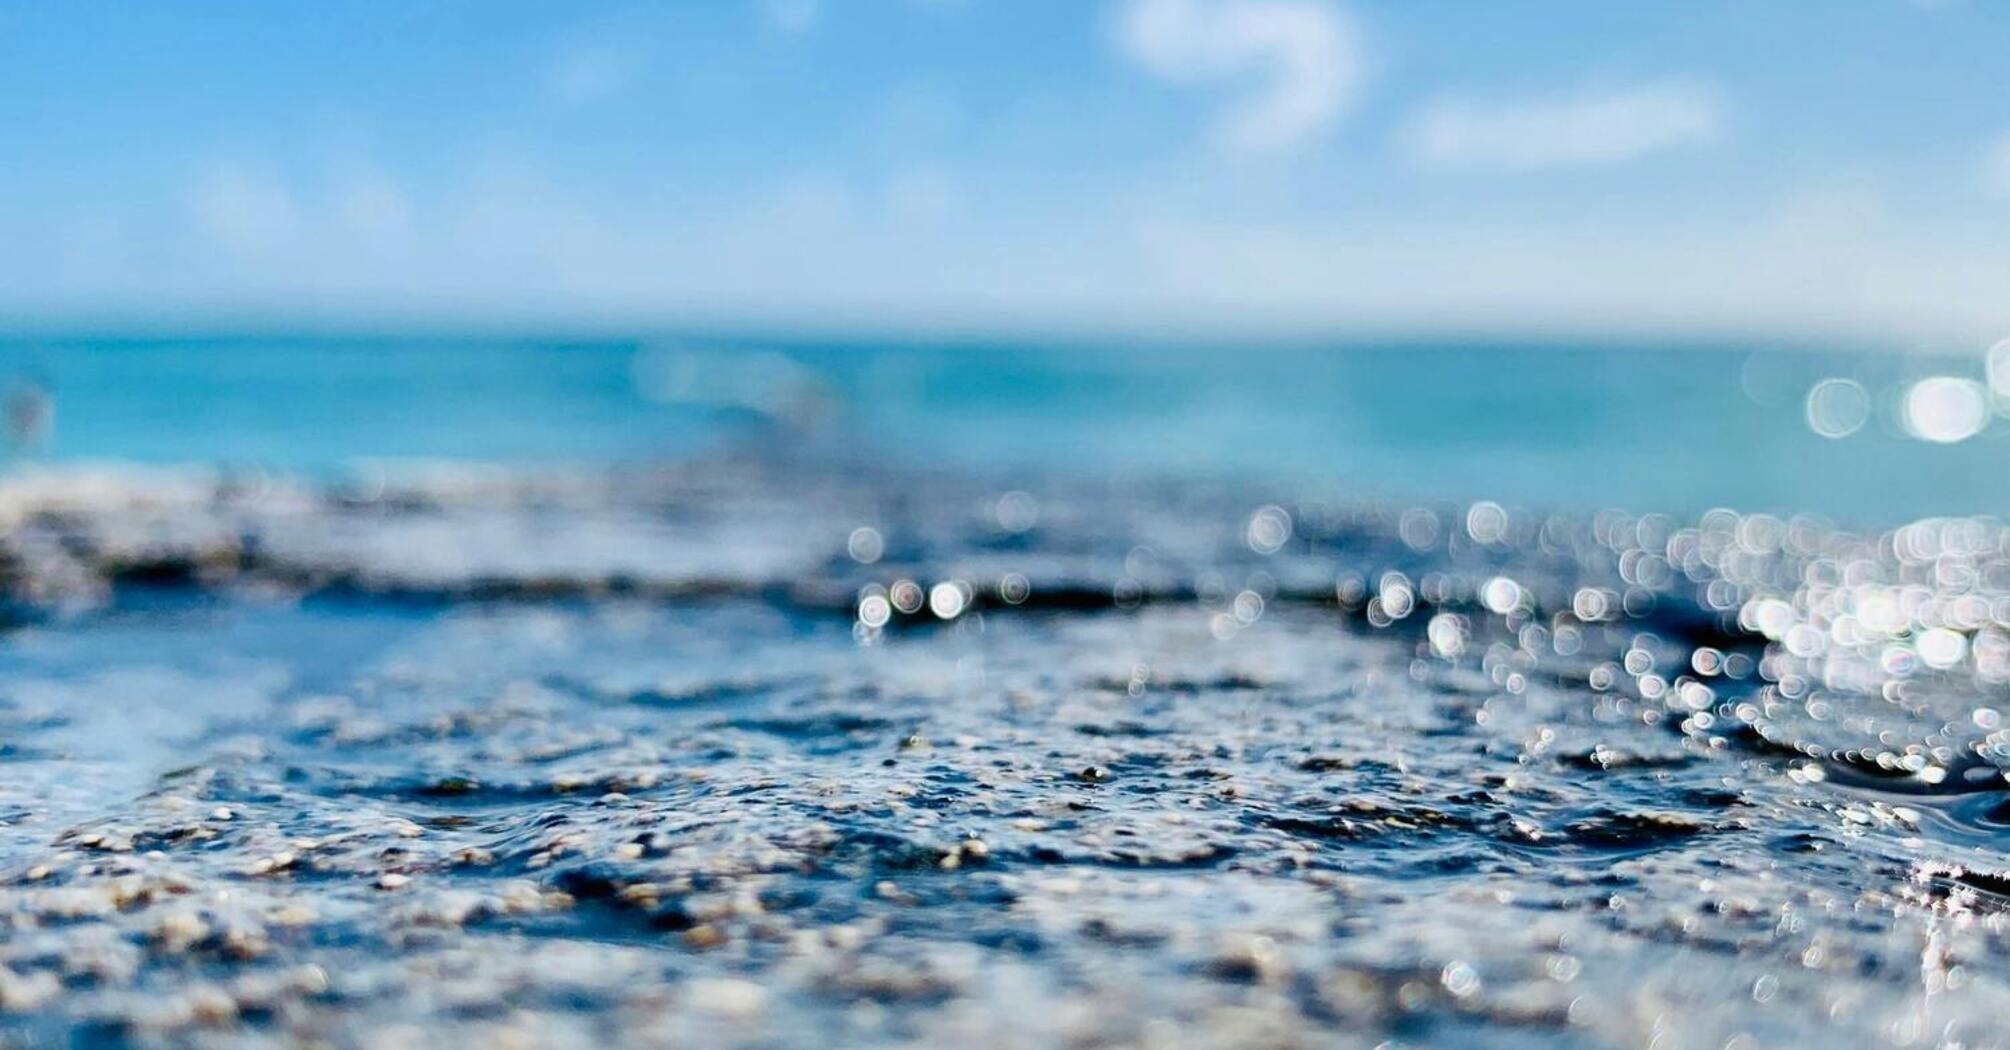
[2, 0, 2009, 346]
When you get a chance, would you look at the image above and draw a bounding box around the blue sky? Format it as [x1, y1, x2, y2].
[2, 0, 2008, 344]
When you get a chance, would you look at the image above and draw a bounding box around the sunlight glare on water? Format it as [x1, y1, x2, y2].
[1903, 375, 1991, 444]
[1804, 376, 1871, 439]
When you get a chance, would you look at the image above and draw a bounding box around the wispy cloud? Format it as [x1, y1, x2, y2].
[1113, 0, 1361, 153]
[761, 0, 820, 35]
[1119, 176, 2010, 339]
[186, 160, 422, 279]
[1400, 79, 1726, 171]
[13, 4, 2010, 343]
[27, 146, 2007, 343]
[192, 165, 301, 255]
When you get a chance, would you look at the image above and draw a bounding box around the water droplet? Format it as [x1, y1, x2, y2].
[847, 527, 884, 564]
[1246, 505, 1292, 554]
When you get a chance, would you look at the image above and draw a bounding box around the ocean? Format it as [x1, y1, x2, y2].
[0, 335, 2005, 1047]
[6, 335, 2005, 524]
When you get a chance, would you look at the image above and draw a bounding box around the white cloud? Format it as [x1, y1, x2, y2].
[762, 0, 820, 35]
[185, 160, 422, 279]
[45, 147, 2010, 345]
[1400, 79, 1726, 171]
[1113, 0, 1360, 153]
[192, 165, 301, 255]
[1107, 173, 2010, 342]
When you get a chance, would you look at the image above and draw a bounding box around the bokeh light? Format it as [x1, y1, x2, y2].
[1902, 376, 1989, 444]
[1803, 378, 1870, 439]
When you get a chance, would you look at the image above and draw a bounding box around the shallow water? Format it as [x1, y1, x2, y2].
[0, 458, 2005, 1047]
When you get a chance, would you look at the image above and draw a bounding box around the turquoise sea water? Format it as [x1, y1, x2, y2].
[4, 335, 2005, 525]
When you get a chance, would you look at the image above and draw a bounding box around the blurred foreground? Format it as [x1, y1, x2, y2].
[0, 425, 2002, 1044]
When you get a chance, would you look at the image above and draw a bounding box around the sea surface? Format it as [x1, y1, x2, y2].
[5, 335, 2008, 523]
[0, 336, 2006, 1047]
